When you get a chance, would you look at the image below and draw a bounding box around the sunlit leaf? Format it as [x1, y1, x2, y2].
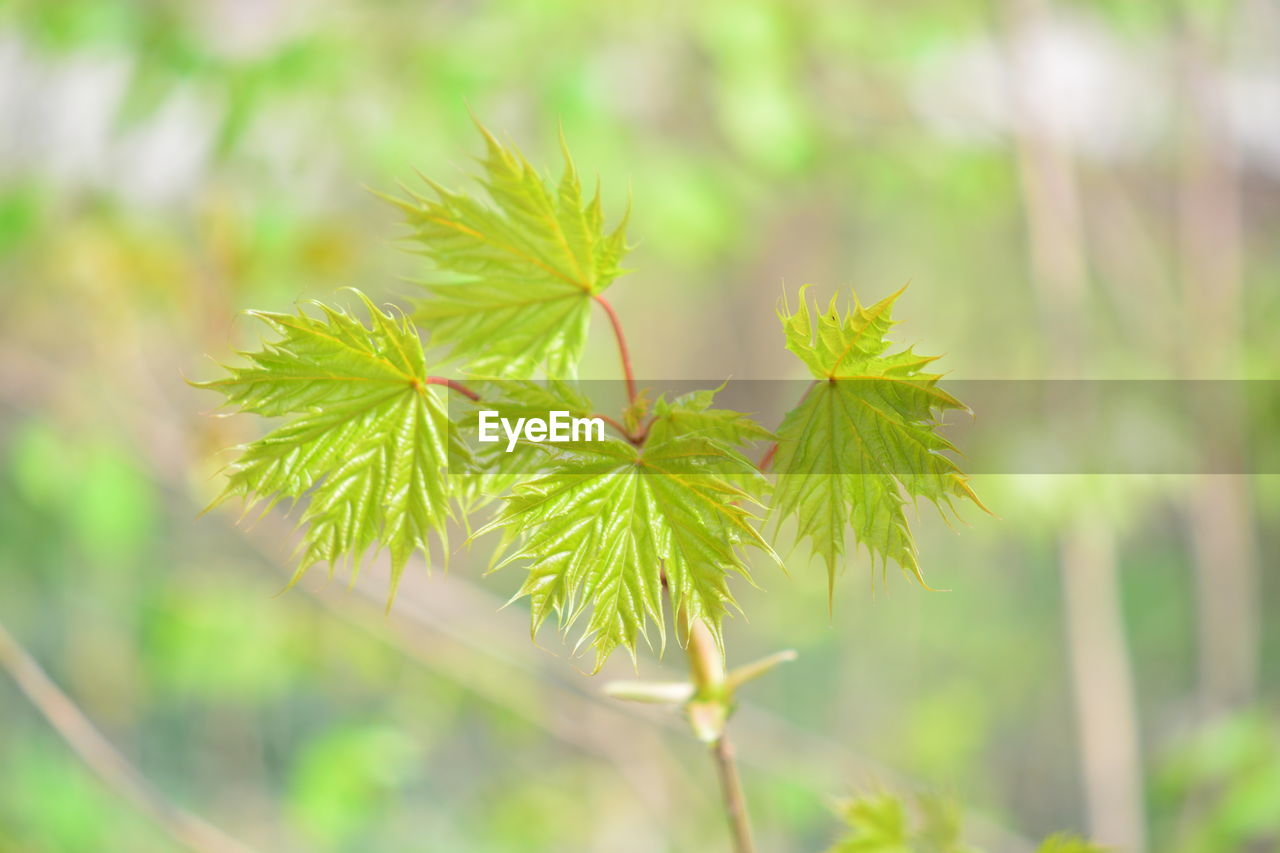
[477, 389, 776, 669]
[389, 124, 629, 378]
[771, 286, 983, 596]
[649, 384, 775, 448]
[196, 290, 467, 595]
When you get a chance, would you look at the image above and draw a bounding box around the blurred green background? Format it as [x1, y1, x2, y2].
[0, 1, 1277, 851]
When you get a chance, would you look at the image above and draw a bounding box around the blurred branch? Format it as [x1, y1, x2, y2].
[218, 502, 1050, 851]
[1003, 1, 1146, 850]
[293, 551, 703, 850]
[1057, 514, 1146, 852]
[1176, 7, 1260, 717]
[282, 529, 1038, 852]
[0, 617, 256, 853]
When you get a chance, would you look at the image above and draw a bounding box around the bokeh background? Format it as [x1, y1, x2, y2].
[1, 1, 1278, 851]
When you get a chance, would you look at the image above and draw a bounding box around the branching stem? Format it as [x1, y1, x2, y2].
[588, 263, 754, 851]
[596, 413, 643, 445]
[425, 376, 480, 400]
[710, 736, 754, 853]
[441, 259, 752, 852]
[593, 294, 637, 405]
[757, 443, 778, 472]
[683, 615, 756, 853]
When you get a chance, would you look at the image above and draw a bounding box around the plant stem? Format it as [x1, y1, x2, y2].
[596, 412, 643, 445]
[425, 376, 481, 400]
[684, 616, 725, 691]
[710, 736, 755, 853]
[683, 616, 756, 853]
[757, 442, 777, 472]
[0, 617, 254, 853]
[594, 294, 637, 405]
[600, 286, 749, 850]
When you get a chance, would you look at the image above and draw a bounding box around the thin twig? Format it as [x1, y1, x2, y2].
[710, 736, 755, 853]
[0, 617, 256, 853]
[683, 615, 757, 853]
[757, 443, 778, 473]
[593, 294, 637, 405]
[595, 411, 644, 445]
[425, 375, 480, 400]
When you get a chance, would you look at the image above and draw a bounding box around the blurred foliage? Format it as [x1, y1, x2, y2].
[827, 793, 976, 853]
[1152, 713, 1280, 852]
[287, 724, 419, 848]
[825, 793, 1103, 853]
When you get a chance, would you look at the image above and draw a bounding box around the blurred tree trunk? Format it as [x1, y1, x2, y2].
[1004, 1, 1147, 850]
[1175, 7, 1260, 718]
[1057, 514, 1146, 853]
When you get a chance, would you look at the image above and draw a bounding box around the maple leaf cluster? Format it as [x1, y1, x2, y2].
[199, 125, 982, 668]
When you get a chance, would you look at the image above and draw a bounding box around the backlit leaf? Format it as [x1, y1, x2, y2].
[771, 286, 983, 596]
[196, 291, 467, 595]
[389, 125, 629, 378]
[476, 389, 776, 670]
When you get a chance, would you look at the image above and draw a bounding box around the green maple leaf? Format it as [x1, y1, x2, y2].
[476, 391, 777, 670]
[465, 377, 597, 424]
[648, 385, 775, 447]
[770, 286, 984, 596]
[196, 291, 468, 596]
[389, 124, 629, 378]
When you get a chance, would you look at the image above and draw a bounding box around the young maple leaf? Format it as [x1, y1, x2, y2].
[647, 385, 775, 448]
[475, 389, 778, 670]
[388, 124, 629, 378]
[196, 291, 468, 598]
[770, 286, 985, 598]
